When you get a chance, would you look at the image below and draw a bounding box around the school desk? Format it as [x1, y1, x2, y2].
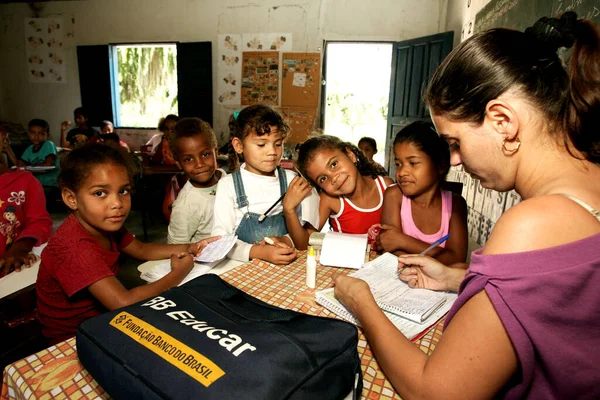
[1, 252, 446, 400]
[0, 244, 47, 300]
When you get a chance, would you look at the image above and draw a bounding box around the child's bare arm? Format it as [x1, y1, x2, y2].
[88, 252, 194, 310]
[60, 121, 71, 148]
[121, 236, 221, 261]
[282, 176, 316, 249]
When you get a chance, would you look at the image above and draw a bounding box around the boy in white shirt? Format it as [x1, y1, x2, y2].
[167, 118, 225, 244]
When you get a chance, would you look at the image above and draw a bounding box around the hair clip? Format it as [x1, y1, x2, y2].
[233, 110, 240, 120]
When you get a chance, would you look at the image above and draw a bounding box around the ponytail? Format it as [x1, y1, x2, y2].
[567, 18, 600, 163]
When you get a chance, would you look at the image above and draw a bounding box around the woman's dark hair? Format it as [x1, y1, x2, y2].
[173, 117, 218, 160]
[28, 118, 50, 135]
[158, 114, 179, 132]
[393, 121, 450, 180]
[296, 135, 378, 189]
[227, 104, 290, 171]
[58, 142, 133, 192]
[425, 11, 600, 163]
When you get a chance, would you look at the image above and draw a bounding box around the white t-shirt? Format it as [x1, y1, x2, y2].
[212, 164, 320, 261]
[167, 169, 226, 244]
[146, 133, 163, 154]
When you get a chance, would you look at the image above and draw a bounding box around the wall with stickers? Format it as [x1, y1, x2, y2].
[0, 0, 446, 146]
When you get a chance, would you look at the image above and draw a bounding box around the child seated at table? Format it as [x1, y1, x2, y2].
[89, 120, 130, 152]
[285, 135, 393, 248]
[377, 121, 468, 264]
[16, 119, 61, 208]
[0, 135, 52, 277]
[358, 136, 387, 176]
[167, 118, 226, 244]
[212, 105, 319, 263]
[146, 114, 179, 164]
[36, 143, 220, 344]
[60, 107, 99, 149]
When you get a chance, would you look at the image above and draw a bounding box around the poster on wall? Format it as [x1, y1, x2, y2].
[25, 18, 66, 83]
[217, 34, 242, 105]
[265, 33, 293, 52]
[281, 52, 320, 108]
[241, 51, 279, 106]
[277, 107, 317, 143]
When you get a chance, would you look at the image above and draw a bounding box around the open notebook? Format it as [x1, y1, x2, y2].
[316, 252, 457, 339]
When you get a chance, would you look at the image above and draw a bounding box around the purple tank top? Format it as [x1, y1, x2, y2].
[444, 233, 600, 399]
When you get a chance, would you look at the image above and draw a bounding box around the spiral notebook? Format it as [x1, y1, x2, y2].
[315, 253, 457, 339]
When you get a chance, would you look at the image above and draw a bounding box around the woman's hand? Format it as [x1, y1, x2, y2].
[333, 274, 375, 314]
[398, 255, 463, 291]
[282, 176, 312, 214]
[187, 235, 221, 256]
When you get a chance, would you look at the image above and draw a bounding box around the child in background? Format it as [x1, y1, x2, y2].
[36, 143, 220, 343]
[16, 119, 61, 206]
[168, 118, 226, 244]
[212, 105, 319, 263]
[146, 114, 179, 164]
[358, 136, 388, 176]
[287, 135, 393, 247]
[377, 121, 468, 264]
[60, 107, 99, 149]
[0, 135, 52, 276]
[89, 121, 130, 152]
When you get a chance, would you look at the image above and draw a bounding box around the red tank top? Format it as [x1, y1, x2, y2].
[328, 176, 387, 234]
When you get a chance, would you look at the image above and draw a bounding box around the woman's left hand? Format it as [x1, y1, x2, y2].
[333, 273, 374, 314]
[188, 235, 221, 256]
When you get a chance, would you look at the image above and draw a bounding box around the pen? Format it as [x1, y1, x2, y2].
[258, 192, 286, 222]
[418, 233, 451, 256]
[399, 234, 451, 272]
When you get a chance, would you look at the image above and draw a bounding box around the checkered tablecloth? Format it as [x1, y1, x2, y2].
[1, 252, 445, 400]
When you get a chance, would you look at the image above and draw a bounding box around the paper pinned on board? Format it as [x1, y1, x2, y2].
[292, 72, 306, 87]
[194, 234, 237, 263]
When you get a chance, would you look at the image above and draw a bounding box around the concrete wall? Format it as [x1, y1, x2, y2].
[0, 0, 448, 146]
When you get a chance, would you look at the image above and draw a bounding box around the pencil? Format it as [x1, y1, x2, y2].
[399, 234, 451, 272]
[258, 192, 286, 222]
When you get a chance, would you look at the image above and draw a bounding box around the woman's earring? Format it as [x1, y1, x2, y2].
[502, 136, 521, 155]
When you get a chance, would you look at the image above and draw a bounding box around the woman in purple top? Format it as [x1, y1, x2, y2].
[333, 12, 600, 399]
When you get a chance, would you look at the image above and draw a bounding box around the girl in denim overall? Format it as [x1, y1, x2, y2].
[212, 105, 313, 265]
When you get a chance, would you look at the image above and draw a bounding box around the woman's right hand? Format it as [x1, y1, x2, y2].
[170, 252, 194, 275]
[397, 255, 454, 291]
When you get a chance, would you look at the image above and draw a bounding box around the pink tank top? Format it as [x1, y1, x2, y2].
[400, 190, 452, 246]
[329, 176, 387, 234]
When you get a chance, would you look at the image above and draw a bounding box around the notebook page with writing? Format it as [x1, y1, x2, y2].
[351, 253, 447, 323]
[315, 288, 457, 340]
[319, 232, 368, 269]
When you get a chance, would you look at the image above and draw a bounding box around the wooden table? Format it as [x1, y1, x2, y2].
[1, 253, 445, 400]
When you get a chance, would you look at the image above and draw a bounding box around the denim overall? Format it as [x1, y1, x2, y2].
[233, 167, 289, 244]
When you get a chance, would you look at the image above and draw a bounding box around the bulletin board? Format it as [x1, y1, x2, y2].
[281, 53, 321, 107]
[241, 51, 279, 106]
[278, 107, 317, 144]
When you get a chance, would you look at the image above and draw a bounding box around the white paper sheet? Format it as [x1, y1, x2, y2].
[139, 259, 219, 286]
[194, 234, 237, 263]
[319, 232, 368, 269]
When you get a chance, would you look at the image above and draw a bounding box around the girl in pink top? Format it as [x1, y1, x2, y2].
[378, 121, 468, 265]
[283, 135, 393, 248]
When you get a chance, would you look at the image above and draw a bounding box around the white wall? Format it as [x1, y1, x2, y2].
[0, 0, 447, 145]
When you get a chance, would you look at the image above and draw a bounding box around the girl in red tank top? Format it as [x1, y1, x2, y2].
[282, 135, 393, 249]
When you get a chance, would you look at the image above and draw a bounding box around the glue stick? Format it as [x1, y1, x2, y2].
[306, 246, 317, 289]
